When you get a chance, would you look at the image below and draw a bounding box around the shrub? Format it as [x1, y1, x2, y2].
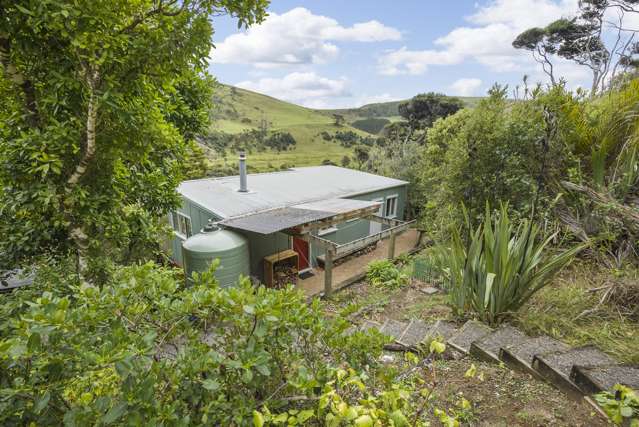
[366, 259, 408, 290]
[435, 204, 585, 325]
[594, 384, 639, 425]
[0, 262, 386, 425]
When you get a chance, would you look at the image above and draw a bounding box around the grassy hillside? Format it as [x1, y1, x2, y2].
[323, 96, 483, 122]
[207, 85, 365, 171]
[205, 85, 483, 173]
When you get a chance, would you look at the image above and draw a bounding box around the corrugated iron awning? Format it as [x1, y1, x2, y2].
[218, 198, 381, 235]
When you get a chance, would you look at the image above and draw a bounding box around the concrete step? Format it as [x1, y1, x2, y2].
[447, 320, 493, 354]
[469, 325, 527, 363]
[427, 319, 458, 343]
[379, 319, 409, 340]
[500, 336, 570, 379]
[396, 319, 431, 349]
[360, 319, 383, 332]
[532, 345, 616, 399]
[570, 364, 639, 395]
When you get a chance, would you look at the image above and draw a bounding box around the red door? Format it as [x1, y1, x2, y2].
[293, 237, 310, 271]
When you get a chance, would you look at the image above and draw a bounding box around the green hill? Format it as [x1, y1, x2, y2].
[205, 85, 483, 173]
[207, 85, 366, 171]
[323, 96, 483, 122]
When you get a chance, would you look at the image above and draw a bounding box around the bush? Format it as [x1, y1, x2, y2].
[434, 204, 585, 325]
[0, 262, 386, 425]
[366, 259, 408, 290]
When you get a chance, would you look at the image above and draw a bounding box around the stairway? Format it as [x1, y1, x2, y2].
[356, 317, 639, 402]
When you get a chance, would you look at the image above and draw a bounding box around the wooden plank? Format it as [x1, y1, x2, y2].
[306, 234, 337, 250]
[334, 220, 415, 257]
[388, 231, 396, 259]
[324, 249, 334, 297]
[366, 215, 403, 227]
[264, 249, 298, 263]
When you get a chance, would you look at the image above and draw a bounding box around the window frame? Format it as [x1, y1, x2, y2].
[384, 194, 399, 219]
[172, 211, 192, 239]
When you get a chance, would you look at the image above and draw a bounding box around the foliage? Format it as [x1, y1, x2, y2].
[398, 93, 464, 131]
[0, 261, 390, 425]
[594, 384, 639, 426]
[419, 84, 580, 239]
[350, 117, 391, 135]
[434, 204, 585, 325]
[265, 131, 296, 152]
[513, 1, 639, 93]
[0, 0, 268, 274]
[366, 259, 408, 290]
[558, 79, 639, 260]
[253, 338, 460, 427]
[515, 260, 639, 364]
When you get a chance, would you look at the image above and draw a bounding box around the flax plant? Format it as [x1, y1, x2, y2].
[436, 204, 586, 325]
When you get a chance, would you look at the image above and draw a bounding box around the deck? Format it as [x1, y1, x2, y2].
[297, 228, 421, 297]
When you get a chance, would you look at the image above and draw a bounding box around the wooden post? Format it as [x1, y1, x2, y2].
[388, 231, 396, 259]
[324, 249, 334, 297]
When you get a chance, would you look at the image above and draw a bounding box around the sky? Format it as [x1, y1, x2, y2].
[207, 0, 595, 108]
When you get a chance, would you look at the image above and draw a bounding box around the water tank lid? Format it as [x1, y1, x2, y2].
[182, 228, 247, 252]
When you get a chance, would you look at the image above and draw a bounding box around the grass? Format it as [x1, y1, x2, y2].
[515, 260, 639, 364]
[208, 85, 364, 170]
[208, 85, 485, 172]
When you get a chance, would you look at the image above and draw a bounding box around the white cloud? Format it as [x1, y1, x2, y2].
[355, 93, 400, 106]
[378, 47, 461, 76]
[377, 0, 582, 81]
[235, 72, 350, 107]
[211, 7, 400, 67]
[450, 78, 483, 96]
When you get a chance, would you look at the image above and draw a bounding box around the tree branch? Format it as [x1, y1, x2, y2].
[118, 0, 185, 34]
[0, 35, 40, 127]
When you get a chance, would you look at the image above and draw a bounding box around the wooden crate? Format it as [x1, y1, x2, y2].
[263, 249, 299, 288]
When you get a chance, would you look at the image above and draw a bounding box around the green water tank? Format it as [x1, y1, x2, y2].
[182, 223, 250, 287]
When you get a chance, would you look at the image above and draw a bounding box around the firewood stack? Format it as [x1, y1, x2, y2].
[273, 264, 298, 288]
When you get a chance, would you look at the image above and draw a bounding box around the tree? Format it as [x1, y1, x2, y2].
[340, 155, 351, 168]
[264, 131, 296, 152]
[353, 145, 370, 169]
[513, 1, 639, 94]
[332, 113, 345, 127]
[0, 0, 268, 276]
[397, 93, 463, 133]
[513, 27, 559, 85]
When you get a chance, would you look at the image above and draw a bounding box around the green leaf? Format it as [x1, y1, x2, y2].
[390, 410, 409, 427]
[102, 402, 127, 425]
[430, 339, 446, 354]
[202, 379, 220, 391]
[253, 410, 265, 427]
[14, 4, 34, 15]
[34, 391, 50, 414]
[354, 415, 373, 427]
[620, 406, 633, 417]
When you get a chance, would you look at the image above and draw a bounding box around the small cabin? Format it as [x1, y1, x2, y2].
[168, 155, 411, 293]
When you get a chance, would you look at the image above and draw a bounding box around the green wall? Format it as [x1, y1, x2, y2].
[169, 184, 408, 281]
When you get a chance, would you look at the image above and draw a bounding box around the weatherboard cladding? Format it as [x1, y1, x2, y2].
[177, 165, 408, 219]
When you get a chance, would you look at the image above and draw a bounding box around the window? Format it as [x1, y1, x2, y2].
[171, 212, 192, 238]
[384, 195, 398, 218]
